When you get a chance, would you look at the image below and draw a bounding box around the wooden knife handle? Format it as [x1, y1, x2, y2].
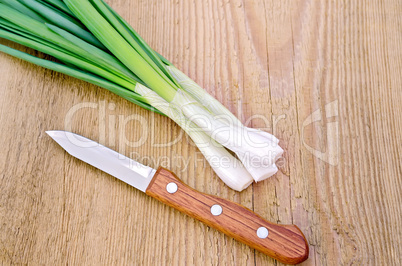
[145, 167, 309, 265]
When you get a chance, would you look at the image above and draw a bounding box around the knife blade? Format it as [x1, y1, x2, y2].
[46, 130, 308, 265]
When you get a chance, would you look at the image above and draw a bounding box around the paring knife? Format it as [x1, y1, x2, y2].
[46, 130, 308, 265]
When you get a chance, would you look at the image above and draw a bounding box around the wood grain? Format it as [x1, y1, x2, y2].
[0, 0, 401, 265]
[146, 167, 309, 264]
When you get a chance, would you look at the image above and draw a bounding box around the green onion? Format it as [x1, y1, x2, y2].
[63, 0, 178, 102]
[0, 0, 283, 191]
[134, 83, 254, 191]
[19, 0, 106, 49]
[41, 0, 76, 17]
[0, 44, 160, 114]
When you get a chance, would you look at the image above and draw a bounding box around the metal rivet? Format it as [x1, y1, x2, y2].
[166, 182, 178, 194]
[256, 227, 269, 239]
[210, 204, 223, 216]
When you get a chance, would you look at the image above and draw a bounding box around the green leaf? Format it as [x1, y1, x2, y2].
[0, 28, 137, 91]
[92, 0, 180, 88]
[96, 0, 174, 67]
[18, 0, 106, 49]
[64, 0, 178, 102]
[46, 23, 141, 84]
[0, 0, 46, 23]
[0, 4, 137, 86]
[40, 0, 75, 17]
[0, 43, 164, 115]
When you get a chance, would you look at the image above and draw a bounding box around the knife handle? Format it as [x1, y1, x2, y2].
[145, 167, 309, 265]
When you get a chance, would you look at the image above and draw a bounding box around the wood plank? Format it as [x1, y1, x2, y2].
[0, 0, 401, 265]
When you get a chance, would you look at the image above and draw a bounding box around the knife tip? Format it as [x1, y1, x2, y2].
[46, 130, 64, 136]
[45, 130, 70, 142]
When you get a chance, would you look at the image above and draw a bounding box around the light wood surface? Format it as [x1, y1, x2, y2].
[0, 0, 401, 265]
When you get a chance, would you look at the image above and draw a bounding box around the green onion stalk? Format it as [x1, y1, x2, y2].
[0, 0, 283, 191]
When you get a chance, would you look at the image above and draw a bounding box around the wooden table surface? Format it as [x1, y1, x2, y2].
[1, 0, 401, 265]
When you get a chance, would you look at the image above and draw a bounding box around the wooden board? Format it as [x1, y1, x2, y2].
[0, 0, 401, 265]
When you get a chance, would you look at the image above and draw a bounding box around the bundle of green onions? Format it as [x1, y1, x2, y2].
[0, 0, 283, 191]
